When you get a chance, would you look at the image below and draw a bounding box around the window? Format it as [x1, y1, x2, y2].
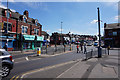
[36, 22, 37, 26]
[113, 32, 117, 36]
[6, 11, 10, 18]
[23, 15, 27, 23]
[3, 22, 12, 32]
[24, 17, 27, 23]
[108, 30, 112, 36]
[34, 28, 39, 35]
[35, 20, 38, 26]
[21, 25, 28, 34]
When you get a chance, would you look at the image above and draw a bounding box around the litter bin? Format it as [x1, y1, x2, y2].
[37, 48, 41, 56]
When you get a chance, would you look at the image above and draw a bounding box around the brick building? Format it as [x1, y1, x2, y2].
[104, 23, 120, 48]
[0, 8, 43, 51]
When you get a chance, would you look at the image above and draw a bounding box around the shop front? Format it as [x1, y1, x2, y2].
[22, 35, 43, 50]
[22, 35, 35, 50]
[0, 36, 14, 51]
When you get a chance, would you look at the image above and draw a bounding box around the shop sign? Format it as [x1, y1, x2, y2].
[23, 35, 35, 41]
[37, 36, 44, 41]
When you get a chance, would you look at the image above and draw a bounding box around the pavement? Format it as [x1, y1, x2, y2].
[57, 49, 120, 79]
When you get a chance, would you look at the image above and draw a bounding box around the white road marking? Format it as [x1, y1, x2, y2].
[56, 59, 81, 78]
[25, 57, 29, 61]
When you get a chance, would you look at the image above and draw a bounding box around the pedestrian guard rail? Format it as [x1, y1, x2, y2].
[84, 48, 107, 60]
[41, 45, 76, 55]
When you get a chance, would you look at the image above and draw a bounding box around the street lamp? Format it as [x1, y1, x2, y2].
[61, 22, 63, 45]
[97, 7, 102, 58]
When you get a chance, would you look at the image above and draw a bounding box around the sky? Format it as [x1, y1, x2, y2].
[0, 0, 119, 36]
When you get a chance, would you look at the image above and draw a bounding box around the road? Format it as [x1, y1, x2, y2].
[3, 46, 97, 80]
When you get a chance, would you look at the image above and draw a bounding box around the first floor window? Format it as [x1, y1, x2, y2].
[4, 22, 12, 32]
[34, 28, 39, 35]
[21, 25, 28, 34]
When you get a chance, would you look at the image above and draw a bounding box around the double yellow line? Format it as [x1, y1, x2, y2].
[10, 75, 19, 80]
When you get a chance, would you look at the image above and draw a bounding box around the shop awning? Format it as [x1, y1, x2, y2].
[23, 35, 35, 41]
[37, 36, 44, 41]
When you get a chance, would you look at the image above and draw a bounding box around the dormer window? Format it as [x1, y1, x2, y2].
[7, 12, 10, 18]
[36, 22, 37, 26]
[23, 15, 27, 23]
[5, 10, 11, 18]
[35, 20, 38, 26]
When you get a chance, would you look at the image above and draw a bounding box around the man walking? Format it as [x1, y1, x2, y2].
[84, 42, 86, 54]
[77, 42, 80, 53]
[80, 42, 83, 53]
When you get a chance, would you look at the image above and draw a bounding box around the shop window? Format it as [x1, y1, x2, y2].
[23, 42, 32, 49]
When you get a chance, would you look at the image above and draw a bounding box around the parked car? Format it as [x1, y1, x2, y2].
[94, 42, 98, 46]
[0, 49, 13, 77]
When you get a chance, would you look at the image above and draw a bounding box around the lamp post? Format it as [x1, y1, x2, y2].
[6, 0, 9, 51]
[61, 22, 63, 45]
[97, 7, 102, 58]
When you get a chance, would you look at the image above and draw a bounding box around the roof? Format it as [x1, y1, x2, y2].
[105, 23, 120, 29]
[0, 7, 41, 25]
[11, 12, 21, 19]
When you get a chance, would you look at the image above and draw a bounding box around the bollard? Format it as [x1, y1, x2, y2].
[37, 48, 41, 56]
[91, 49, 93, 58]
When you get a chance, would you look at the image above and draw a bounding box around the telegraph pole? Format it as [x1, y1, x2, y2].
[97, 7, 102, 58]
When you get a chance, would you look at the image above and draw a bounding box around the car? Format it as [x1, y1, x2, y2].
[0, 49, 13, 77]
[94, 42, 98, 46]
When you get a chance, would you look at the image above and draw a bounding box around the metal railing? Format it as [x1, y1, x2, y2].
[41, 44, 76, 55]
[84, 48, 108, 60]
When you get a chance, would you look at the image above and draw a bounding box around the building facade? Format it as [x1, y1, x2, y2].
[0, 8, 43, 51]
[104, 23, 120, 48]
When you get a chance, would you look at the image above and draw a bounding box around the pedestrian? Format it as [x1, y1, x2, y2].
[80, 42, 83, 53]
[3, 43, 7, 51]
[107, 45, 110, 55]
[77, 43, 80, 53]
[84, 42, 86, 54]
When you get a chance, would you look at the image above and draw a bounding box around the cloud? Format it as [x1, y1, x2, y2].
[46, 30, 51, 33]
[91, 20, 98, 24]
[58, 29, 64, 32]
[1, 0, 15, 2]
[114, 15, 120, 21]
